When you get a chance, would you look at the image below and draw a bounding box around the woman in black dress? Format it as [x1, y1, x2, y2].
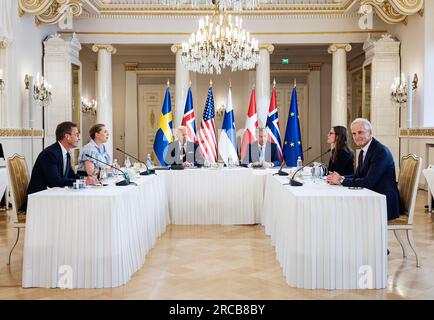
[327, 126, 354, 176]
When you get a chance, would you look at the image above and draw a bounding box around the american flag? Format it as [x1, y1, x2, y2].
[198, 86, 217, 163]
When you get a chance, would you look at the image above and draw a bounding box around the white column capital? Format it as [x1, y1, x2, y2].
[328, 43, 352, 54]
[92, 44, 117, 54]
[171, 44, 183, 54]
[259, 44, 274, 54]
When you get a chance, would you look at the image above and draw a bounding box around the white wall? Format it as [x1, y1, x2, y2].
[388, 12, 426, 128]
[80, 47, 97, 141]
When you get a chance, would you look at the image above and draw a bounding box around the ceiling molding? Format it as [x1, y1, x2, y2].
[360, 0, 424, 24]
[18, 0, 83, 26]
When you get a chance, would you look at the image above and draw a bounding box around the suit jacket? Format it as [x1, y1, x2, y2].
[342, 138, 401, 220]
[23, 142, 79, 211]
[328, 148, 354, 176]
[165, 140, 203, 166]
[242, 141, 281, 167]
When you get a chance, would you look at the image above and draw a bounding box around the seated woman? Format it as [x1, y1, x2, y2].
[78, 124, 112, 178]
[327, 125, 354, 176]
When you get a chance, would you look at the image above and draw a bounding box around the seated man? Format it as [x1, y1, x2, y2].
[327, 118, 401, 221]
[22, 122, 97, 211]
[242, 127, 281, 168]
[165, 126, 203, 168]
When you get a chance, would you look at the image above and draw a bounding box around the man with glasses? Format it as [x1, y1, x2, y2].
[22, 121, 97, 211]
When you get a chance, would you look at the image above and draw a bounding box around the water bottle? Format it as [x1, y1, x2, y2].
[296, 156, 303, 170]
[146, 154, 154, 170]
[227, 154, 234, 168]
[124, 156, 131, 168]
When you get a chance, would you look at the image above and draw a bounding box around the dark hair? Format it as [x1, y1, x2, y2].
[331, 126, 353, 163]
[89, 124, 106, 140]
[55, 121, 77, 141]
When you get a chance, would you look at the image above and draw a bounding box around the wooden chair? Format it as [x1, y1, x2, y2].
[388, 153, 423, 267]
[6, 154, 29, 265]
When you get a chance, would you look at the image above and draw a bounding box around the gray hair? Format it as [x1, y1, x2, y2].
[351, 118, 372, 133]
[177, 125, 187, 134]
[256, 127, 268, 135]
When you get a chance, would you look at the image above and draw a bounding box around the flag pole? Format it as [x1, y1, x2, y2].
[273, 78, 276, 88]
[209, 79, 213, 87]
[167, 79, 170, 88]
[293, 78, 296, 87]
[189, 79, 192, 88]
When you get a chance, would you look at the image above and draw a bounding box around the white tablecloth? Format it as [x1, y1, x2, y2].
[423, 168, 434, 211]
[23, 174, 169, 288]
[262, 175, 388, 289]
[0, 167, 8, 202]
[165, 168, 270, 224]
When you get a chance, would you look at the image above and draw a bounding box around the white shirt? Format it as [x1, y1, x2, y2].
[58, 142, 69, 175]
[361, 138, 373, 164]
[258, 141, 267, 164]
[178, 140, 187, 161]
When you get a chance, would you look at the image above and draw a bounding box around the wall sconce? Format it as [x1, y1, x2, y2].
[33, 73, 52, 108]
[0, 69, 5, 92]
[81, 97, 97, 116]
[390, 73, 418, 105]
[215, 104, 226, 118]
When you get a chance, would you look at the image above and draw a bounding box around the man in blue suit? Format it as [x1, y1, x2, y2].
[242, 128, 281, 168]
[327, 118, 401, 221]
[22, 122, 97, 211]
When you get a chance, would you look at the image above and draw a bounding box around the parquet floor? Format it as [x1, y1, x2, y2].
[0, 190, 433, 300]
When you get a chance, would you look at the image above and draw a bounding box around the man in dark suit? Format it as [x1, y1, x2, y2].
[165, 126, 203, 167]
[23, 122, 97, 211]
[327, 118, 401, 221]
[242, 128, 281, 168]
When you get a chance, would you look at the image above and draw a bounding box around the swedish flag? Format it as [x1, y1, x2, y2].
[282, 85, 303, 166]
[153, 87, 174, 166]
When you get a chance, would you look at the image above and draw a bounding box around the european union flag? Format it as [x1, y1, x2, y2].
[153, 87, 174, 166]
[282, 85, 303, 166]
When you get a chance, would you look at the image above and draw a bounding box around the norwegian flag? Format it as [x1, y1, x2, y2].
[241, 87, 258, 160]
[181, 87, 197, 143]
[198, 86, 217, 163]
[265, 85, 283, 161]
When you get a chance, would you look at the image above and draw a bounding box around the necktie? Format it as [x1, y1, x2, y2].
[64, 152, 71, 177]
[181, 146, 186, 162]
[358, 149, 364, 169]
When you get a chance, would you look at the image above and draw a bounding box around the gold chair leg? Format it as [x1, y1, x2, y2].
[393, 229, 408, 258]
[7, 228, 20, 265]
[406, 229, 421, 267]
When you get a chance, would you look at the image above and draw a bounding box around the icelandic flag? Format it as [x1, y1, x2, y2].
[218, 86, 239, 165]
[181, 87, 197, 143]
[265, 85, 283, 161]
[282, 84, 303, 166]
[153, 86, 174, 166]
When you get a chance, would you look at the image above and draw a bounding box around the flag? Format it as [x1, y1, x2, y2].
[265, 85, 283, 161]
[218, 86, 239, 165]
[181, 87, 197, 143]
[153, 86, 174, 166]
[282, 85, 303, 166]
[241, 87, 258, 161]
[198, 86, 217, 163]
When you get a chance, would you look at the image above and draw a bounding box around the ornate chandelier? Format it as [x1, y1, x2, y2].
[181, 0, 260, 74]
[165, 0, 269, 11]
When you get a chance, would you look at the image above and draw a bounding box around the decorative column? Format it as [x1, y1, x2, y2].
[171, 44, 190, 128]
[328, 43, 351, 127]
[256, 44, 274, 127]
[124, 63, 138, 159]
[92, 44, 116, 159]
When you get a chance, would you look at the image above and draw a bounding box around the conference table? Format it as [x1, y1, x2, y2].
[423, 167, 434, 212]
[23, 167, 388, 289]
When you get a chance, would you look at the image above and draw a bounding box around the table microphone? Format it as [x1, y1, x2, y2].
[274, 146, 312, 176]
[115, 147, 155, 175]
[85, 154, 131, 186]
[288, 148, 331, 186]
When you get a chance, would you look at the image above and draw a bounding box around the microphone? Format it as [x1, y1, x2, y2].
[288, 148, 331, 186]
[274, 146, 312, 176]
[115, 148, 155, 175]
[85, 153, 131, 186]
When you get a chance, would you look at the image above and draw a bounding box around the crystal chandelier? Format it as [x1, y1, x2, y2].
[33, 73, 52, 108]
[81, 97, 97, 116]
[181, 0, 260, 74]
